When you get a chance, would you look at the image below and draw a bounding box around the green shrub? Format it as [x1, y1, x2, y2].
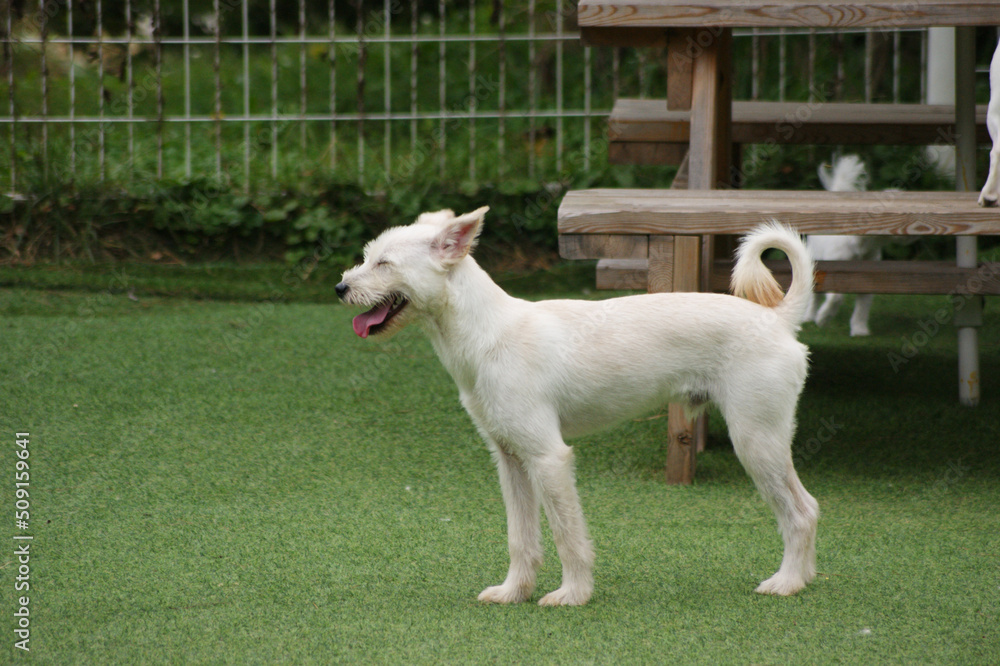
[1, 175, 569, 267]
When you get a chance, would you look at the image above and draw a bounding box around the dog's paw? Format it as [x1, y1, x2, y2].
[849, 326, 870, 337]
[537, 586, 591, 607]
[979, 190, 998, 207]
[478, 584, 531, 604]
[814, 311, 835, 328]
[754, 573, 807, 596]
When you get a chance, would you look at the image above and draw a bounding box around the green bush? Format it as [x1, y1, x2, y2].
[0, 175, 570, 267]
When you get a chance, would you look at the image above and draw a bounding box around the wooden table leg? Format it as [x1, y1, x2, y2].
[666, 29, 696, 111]
[688, 28, 732, 190]
[648, 235, 675, 294]
[662, 235, 702, 484]
[662, 29, 733, 483]
[647, 234, 695, 484]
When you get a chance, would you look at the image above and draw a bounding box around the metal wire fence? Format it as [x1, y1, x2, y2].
[0, 1, 964, 193]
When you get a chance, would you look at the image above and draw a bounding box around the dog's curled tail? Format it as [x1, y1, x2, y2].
[731, 221, 815, 330]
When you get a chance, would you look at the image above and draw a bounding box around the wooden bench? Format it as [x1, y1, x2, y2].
[583, 184, 1000, 293]
[608, 99, 991, 165]
[564, 188, 1000, 297]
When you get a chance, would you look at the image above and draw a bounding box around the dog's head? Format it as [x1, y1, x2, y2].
[336, 206, 489, 338]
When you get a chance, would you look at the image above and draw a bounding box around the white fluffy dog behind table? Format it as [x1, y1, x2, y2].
[804, 154, 880, 336]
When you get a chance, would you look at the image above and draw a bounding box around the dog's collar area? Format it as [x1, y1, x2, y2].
[352, 293, 409, 338]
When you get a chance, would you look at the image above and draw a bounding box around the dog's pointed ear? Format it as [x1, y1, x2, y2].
[432, 206, 489, 265]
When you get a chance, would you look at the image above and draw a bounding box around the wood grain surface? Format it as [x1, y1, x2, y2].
[578, 1, 1000, 29]
[559, 190, 1000, 236]
[607, 100, 991, 146]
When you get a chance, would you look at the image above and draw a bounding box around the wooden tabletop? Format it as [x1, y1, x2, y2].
[578, 1, 1000, 29]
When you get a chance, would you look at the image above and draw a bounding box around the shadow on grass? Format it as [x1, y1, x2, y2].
[793, 342, 1000, 479]
[665, 341, 1000, 486]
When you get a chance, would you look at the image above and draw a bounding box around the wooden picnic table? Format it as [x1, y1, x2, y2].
[569, 1, 1000, 483]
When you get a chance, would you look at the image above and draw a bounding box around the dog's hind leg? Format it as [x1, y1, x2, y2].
[849, 294, 874, 337]
[524, 443, 595, 606]
[722, 403, 819, 596]
[749, 458, 818, 596]
[814, 292, 844, 328]
[478, 446, 544, 604]
[803, 292, 821, 324]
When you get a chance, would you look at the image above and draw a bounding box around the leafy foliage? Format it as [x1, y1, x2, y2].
[0, 175, 567, 266]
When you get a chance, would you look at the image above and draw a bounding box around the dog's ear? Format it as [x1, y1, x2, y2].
[415, 209, 456, 226]
[432, 206, 489, 265]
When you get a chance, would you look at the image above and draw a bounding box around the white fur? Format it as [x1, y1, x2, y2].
[338, 209, 819, 605]
[805, 154, 880, 336]
[979, 38, 1000, 207]
[817, 153, 868, 194]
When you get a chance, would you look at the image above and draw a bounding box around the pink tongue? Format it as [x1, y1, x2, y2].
[352, 301, 393, 338]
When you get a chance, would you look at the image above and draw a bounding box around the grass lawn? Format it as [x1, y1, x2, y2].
[2, 263, 999, 664]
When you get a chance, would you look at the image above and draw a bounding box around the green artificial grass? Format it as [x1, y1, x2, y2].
[2, 266, 999, 664]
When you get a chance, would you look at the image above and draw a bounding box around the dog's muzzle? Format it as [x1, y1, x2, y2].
[337, 281, 410, 338]
[350, 293, 409, 338]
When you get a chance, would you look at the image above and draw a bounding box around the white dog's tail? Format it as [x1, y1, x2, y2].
[731, 222, 815, 330]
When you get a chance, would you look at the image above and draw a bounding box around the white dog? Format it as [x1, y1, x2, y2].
[337, 209, 819, 605]
[979, 38, 1000, 207]
[804, 155, 879, 336]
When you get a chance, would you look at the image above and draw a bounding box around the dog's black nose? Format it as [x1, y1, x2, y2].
[335, 282, 349, 298]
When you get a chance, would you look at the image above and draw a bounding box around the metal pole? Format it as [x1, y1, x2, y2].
[955, 26, 980, 407]
[927, 28, 956, 175]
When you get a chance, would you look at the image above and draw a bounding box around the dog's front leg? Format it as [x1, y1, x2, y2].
[525, 444, 595, 607]
[478, 446, 543, 604]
